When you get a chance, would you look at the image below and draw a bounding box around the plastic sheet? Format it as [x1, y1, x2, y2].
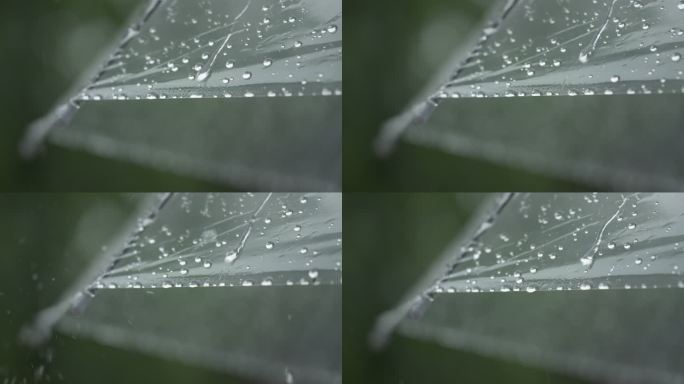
[82, 0, 341, 100]
[95, 192, 342, 289]
[441, 0, 684, 99]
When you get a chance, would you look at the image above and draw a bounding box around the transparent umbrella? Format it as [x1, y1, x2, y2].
[8, 193, 341, 384]
[23, 0, 343, 191]
[379, 0, 684, 190]
[374, 193, 684, 384]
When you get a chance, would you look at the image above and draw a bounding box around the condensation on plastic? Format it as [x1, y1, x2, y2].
[94, 192, 342, 289]
[436, 193, 684, 293]
[22, 0, 342, 190]
[441, 0, 684, 99]
[22, 193, 342, 384]
[377, 0, 684, 189]
[82, 0, 342, 100]
[383, 0, 684, 109]
[373, 193, 684, 384]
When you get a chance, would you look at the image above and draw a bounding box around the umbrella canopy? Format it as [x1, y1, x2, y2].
[379, 0, 684, 190]
[14, 193, 341, 384]
[24, 0, 342, 190]
[375, 193, 684, 384]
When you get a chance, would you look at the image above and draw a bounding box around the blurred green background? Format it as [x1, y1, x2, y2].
[0, 194, 247, 383]
[343, 193, 591, 383]
[344, 0, 592, 191]
[0, 0, 226, 191]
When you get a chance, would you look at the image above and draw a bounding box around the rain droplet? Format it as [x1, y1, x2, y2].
[580, 255, 593, 266]
[196, 71, 210, 82]
[578, 52, 589, 64]
[225, 250, 238, 263]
